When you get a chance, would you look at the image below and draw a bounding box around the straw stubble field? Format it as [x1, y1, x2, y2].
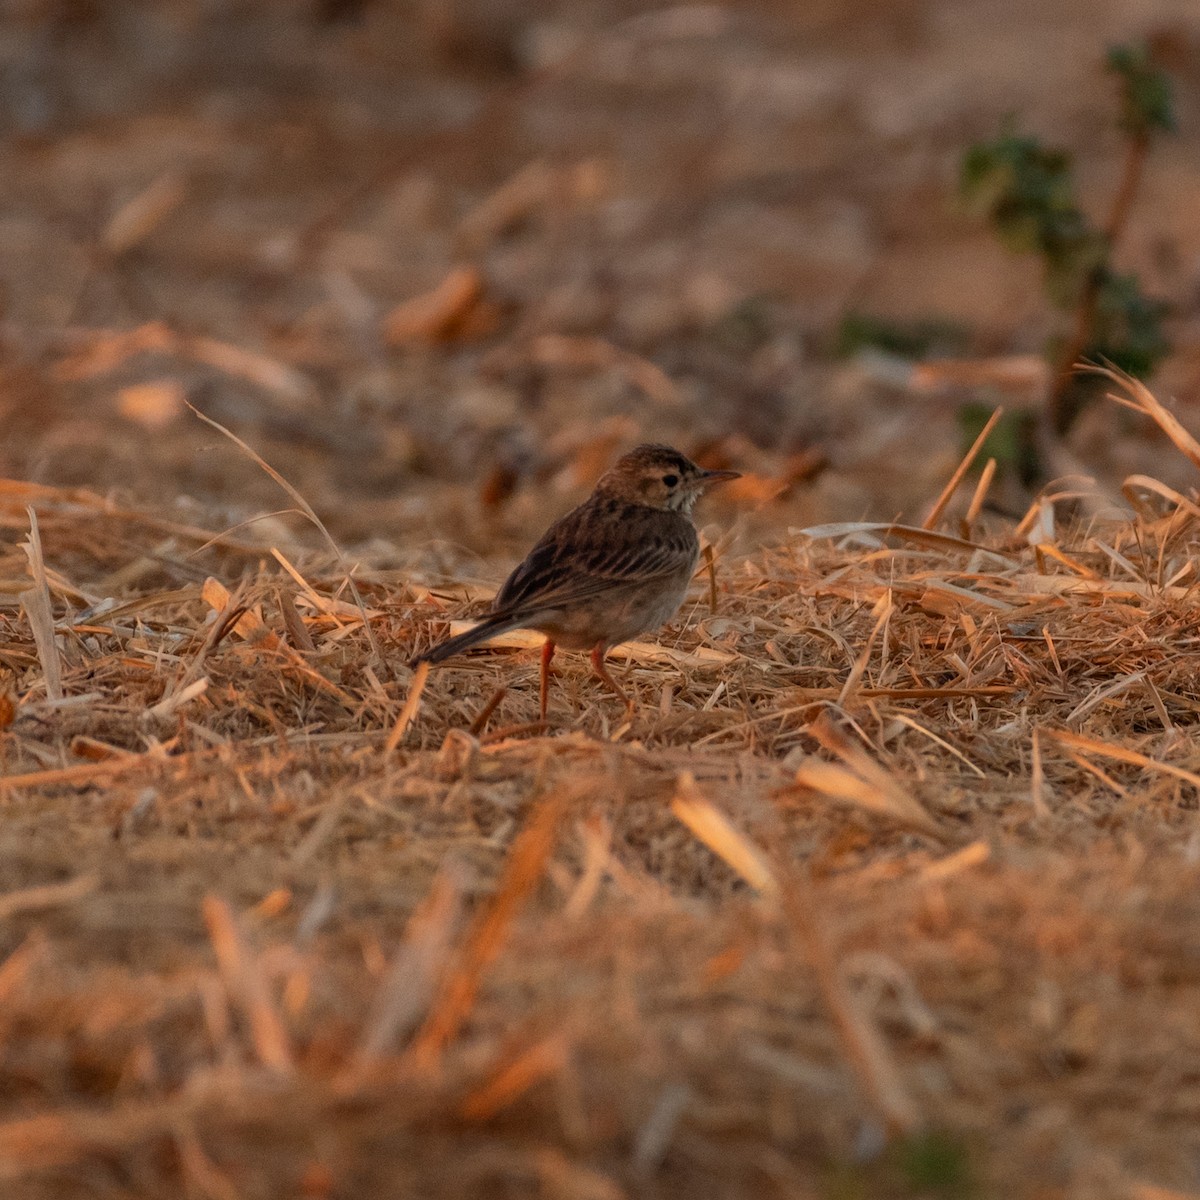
[2, 375, 1200, 1199]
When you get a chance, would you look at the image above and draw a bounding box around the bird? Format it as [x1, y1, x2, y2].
[410, 444, 740, 719]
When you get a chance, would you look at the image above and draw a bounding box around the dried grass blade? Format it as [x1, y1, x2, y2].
[1122, 474, 1200, 522]
[172, 1121, 240, 1200]
[909, 354, 1047, 392]
[564, 816, 612, 919]
[526, 333, 683, 407]
[1094, 364, 1200, 470]
[963, 457, 997, 530]
[792, 761, 944, 839]
[782, 873, 920, 1135]
[798, 521, 1014, 563]
[277, 587, 315, 652]
[352, 869, 464, 1068]
[802, 718, 947, 839]
[19, 508, 61, 702]
[1064, 747, 1131, 797]
[101, 171, 186, 254]
[0, 874, 97, 921]
[0, 757, 151, 796]
[918, 840, 990, 882]
[269, 548, 332, 615]
[0, 937, 45, 1005]
[459, 1032, 570, 1121]
[201, 577, 355, 706]
[1005, 573, 1186, 601]
[633, 1081, 692, 1176]
[145, 676, 209, 722]
[1128, 1181, 1200, 1200]
[1041, 727, 1200, 791]
[815, 685, 1014, 700]
[202, 895, 293, 1072]
[0, 1106, 163, 1176]
[1030, 728, 1049, 818]
[703, 542, 718, 613]
[271, 548, 383, 622]
[406, 789, 567, 1072]
[889, 714, 985, 778]
[52, 320, 173, 380]
[387, 662, 429, 751]
[1090, 536, 1147, 583]
[184, 399, 380, 658]
[1034, 543, 1099, 578]
[458, 159, 555, 247]
[187, 333, 316, 407]
[922, 405, 1004, 530]
[838, 591, 892, 707]
[670, 772, 779, 899]
[1063, 671, 1147, 727]
[200, 578, 260, 643]
[913, 580, 1014, 612]
[1144, 675, 1174, 734]
[468, 686, 507, 737]
[0, 1074, 284, 1177]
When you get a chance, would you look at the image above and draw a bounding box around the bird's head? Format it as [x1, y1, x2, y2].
[596, 444, 740, 513]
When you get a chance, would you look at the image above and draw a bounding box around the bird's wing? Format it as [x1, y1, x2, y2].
[492, 501, 698, 617]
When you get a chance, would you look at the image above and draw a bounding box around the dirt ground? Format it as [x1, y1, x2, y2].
[3, 2, 1200, 1197]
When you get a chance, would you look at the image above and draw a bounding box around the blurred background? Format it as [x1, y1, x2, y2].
[1, 0, 1199, 553]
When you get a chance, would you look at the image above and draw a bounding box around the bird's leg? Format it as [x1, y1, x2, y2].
[590, 644, 632, 713]
[539, 639, 556, 721]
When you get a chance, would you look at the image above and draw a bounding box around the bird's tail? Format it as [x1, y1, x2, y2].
[409, 611, 527, 668]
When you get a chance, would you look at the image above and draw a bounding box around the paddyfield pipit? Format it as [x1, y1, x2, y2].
[411, 444, 739, 717]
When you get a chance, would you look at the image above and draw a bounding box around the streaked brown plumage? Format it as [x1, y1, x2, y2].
[411, 444, 739, 717]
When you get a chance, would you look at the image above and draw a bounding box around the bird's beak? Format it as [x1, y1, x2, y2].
[698, 468, 741, 489]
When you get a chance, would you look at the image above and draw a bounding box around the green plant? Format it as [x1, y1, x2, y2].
[960, 42, 1176, 436]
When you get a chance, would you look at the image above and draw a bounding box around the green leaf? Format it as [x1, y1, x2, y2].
[959, 133, 1098, 296]
[1107, 42, 1176, 135]
[1086, 270, 1171, 376]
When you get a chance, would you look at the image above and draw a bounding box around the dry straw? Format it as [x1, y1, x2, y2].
[2, 368, 1200, 1193]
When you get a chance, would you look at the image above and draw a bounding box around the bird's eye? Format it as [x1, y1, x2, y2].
[662, 473, 679, 488]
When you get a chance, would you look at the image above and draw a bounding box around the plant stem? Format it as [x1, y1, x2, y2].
[1104, 130, 1148, 243]
[1046, 131, 1148, 436]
